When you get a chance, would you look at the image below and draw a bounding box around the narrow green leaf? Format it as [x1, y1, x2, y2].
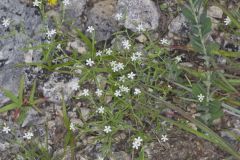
[0, 88, 19, 103]
[75, 29, 96, 54]
[18, 76, 25, 103]
[29, 80, 37, 103]
[0, 103, 19, 113]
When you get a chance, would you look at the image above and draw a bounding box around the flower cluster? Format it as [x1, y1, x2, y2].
[110, 61, 124, 72]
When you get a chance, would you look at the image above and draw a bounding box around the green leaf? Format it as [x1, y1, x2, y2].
[182, 6, 196, 24]
[75, 29, 96, 54]
[29, 80, 37, 104]
[200, 16, 212, 36]
[18, 76, 25, 103]
[211, 50, 240, 58]
[0, 88, 19, 104]
[0, 103, 19, 113]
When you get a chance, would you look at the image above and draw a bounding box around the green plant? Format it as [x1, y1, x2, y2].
[0, 76, 42, 123]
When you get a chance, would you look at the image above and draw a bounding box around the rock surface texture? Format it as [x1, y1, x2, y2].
[117, 0, 160, 32]
[0, 0, 41, 105]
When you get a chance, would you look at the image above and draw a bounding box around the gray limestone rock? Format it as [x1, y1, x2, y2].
[117, 0, 160, 32]
[0, 0, 42, 105]
[86, 0, 119, 41]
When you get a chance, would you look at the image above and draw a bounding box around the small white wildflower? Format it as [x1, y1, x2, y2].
[2, 18, 10, 28]
[224, 16, 231, 26]
[136, 23, 145, 32]
[119, 85, 130, 93]
[86, 58, 95, 67]
[106, 48, 112, 55]
[97, 156, 104, 160]
[96, 50, 102, 56]
[114, 90, 122, 97]
[175, 56, 182, 63]
[160, 38, 170, 45]
[131, 55, 138, 62]
[95, 89, 103, 97]
[70, 122, 75, 131]
[82, 89, 89, 96]
[116, 62, 124, 70]
[132, 137, 143, 149]
[197, 93, 205, 102]
[131, 52, 142, 62]
[122, 40, 131, 50]
[135, 51, 142, 57]
[134, 88, 141, 95]
[96, 106, 105, 114]
[103, 126, 112, 133]
[87, 26, 95, 33]
[56, 44, 62, 50]
[23, 132, 34, 140]
[63, 0, 70, 6]
[119, 75, 126, 82]
[110, 61, 117, 66]
[168, 85, 172, 89]
[115, 13, 123, 21]
[33, 0, 41, 7]
[110, 61, 124, 72]
[46, 29, 56, 39]
[127, 72, 136, 80]
[161, 134, 168, 142]
[2, 126, 11, 134]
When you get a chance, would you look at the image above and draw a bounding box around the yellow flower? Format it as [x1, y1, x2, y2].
[48, 0, 58, 6]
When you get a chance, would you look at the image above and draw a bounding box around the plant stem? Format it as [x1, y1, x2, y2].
[189, 0, 211, 104]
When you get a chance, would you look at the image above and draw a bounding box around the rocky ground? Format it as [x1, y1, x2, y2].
[1, 0, 240, 159]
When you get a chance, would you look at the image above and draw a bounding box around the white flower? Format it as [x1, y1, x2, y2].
[97, 156, 104, 160]
[110, 61, 117, 66]
[110, 61, 124, 72]
[168, 85, 172, 89]
[105, 48, 112, 55]
[96, 106, 104, 114]
[134, 88, 141, 95]
[116, 62, 124, 70]
[132, 137, 143, 149]
[2, 126, 11, 134]
[2, 18, 10, 28]
[197, 93, 205, 102]
[114, 90, 122, 97]
[86, 58, 95, 67]
[96, 50, 102, 56]
[122, 40, 131, 50]
[23, 132, 34, 140]
[224, 16, 231, 25]
[115, 13, 123, 21]
[95, 89, 103, 97]
[160, 38, 170, 45]
[131, 52, 142, 62]
[103, 126, 112, 133]
[33, 0, 41, 7]
[82, 89, 89, 96]
[119, 85, 129, 93]
[87, 26, 94, 33]
[46, 29, 56, 39]
[175, 56, 182, 63]
[161, 134, 168, 142]
[136, 23, 145, 32]
[70, 122, 75, 131]
[56, 44, 62, 50]
[127, 72, 136, 80]
[63, 0, 70, 6]
[119, 75, 126, 82]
